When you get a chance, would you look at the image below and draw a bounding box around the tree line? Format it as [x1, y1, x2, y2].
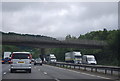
[47, 29, 120, 66]
[1, 31, 57, 41]
[1, 29, 120, 66]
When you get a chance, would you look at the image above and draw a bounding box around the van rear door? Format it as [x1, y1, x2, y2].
[11, 53, 31, 67]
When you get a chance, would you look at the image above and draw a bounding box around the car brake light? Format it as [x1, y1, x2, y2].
[11, 54, 14, 59]
[10, 61, 13, 64]
[2, 60, 4, 62]
[28, 54, 32, 59]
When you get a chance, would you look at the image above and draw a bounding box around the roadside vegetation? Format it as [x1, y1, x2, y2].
[2, 29, 120, 66]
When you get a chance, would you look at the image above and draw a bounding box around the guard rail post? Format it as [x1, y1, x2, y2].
[95, 67, 97, 72]
[70, 65, 71, 69]
[105, 69, 107, 74]
[91, 67, 93, 72]
[79, 66, 80, 70]
[111, 69, 113, 75]
[84, 66, 86, 71]
[74, 65, 75, 69]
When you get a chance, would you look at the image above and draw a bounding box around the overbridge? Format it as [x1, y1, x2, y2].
[1, 33, 107, 49]
[1, 32, 108, 61]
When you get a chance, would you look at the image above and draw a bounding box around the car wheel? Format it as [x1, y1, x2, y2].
[28, 69, 31, 73]
[10, 69, 14, 73]
[40, 64, 42, 66]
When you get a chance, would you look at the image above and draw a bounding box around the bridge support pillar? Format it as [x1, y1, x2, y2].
[39, 48, 45, 61]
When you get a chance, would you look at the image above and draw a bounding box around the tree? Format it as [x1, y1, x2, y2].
[66, 34, 72, 40]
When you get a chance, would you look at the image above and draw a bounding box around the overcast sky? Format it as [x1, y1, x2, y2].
[1, 2, 118, 38]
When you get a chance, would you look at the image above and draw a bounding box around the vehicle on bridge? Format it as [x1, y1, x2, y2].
[10, 52, 32, 73]
[82, 55, 97, 65]
[2, 52, 11, 64]
[65, 52, 82, 64]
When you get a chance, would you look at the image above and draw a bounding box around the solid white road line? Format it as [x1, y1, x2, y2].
[55, 78, 60, 81]
[45, 65, 111, 79]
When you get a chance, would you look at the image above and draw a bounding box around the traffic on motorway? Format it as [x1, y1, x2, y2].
[2, 51, 97, 65]
[1, 51, 119, 81]
[2, 51, 58, 73]
[1, 51, 107, 74]
[2, 51, 98, 73]
[2, 63, 117, 80]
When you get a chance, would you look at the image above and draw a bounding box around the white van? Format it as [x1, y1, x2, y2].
[46, 54, 57, 63]
[82, 55, 97, 65]
[10, 52, 32, 73]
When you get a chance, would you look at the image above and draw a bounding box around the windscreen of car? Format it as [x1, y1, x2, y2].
[12, 53, 30, 59]
[87, 57, 95, 61]
[36, 58, 42, 61]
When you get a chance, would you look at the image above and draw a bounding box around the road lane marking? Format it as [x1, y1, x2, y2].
[45, 65, 111, 79]
[55, 78, 60, 81]
[96, 76, 111, 79]
[43, 72, 47, 75]
[3, 72, 7, 75]
[68, 69, 111, 79]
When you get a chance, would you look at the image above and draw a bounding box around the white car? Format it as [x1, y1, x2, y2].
[10, 52, 32, 73]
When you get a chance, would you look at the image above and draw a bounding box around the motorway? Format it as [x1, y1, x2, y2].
[2, 64, 119, 81]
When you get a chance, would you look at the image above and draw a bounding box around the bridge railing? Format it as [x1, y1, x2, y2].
[49, 62, 120, 76]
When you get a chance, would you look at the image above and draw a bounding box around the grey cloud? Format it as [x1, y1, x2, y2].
[2, 2, 118, 38]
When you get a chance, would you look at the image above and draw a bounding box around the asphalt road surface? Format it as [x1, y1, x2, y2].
[2, 64, 119, 81]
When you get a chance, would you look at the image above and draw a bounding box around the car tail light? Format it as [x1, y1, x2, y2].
[2, 60, 4, 62]
[11, 54, 14, 59]
[8, 60, 12, 63]
[10, 61, 13, 64]
[28, 54, 32, 59]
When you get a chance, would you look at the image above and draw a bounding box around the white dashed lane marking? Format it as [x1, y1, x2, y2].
[3, 72, 7, 75]
[43, 72, 47, 75]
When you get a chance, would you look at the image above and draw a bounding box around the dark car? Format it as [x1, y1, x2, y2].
[34, 58, 42, 65]
[2, 57, 11, 64]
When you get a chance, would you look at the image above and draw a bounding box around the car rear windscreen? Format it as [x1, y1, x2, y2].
[12, 53, 30, 59]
